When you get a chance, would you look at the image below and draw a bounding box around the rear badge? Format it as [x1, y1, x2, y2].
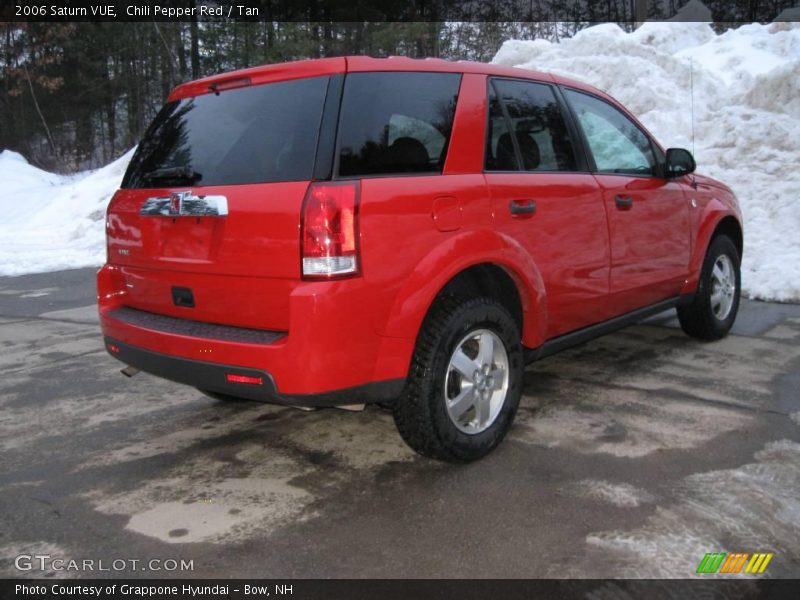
[169, 191, 189, 215]
[140, 192, 228, 217]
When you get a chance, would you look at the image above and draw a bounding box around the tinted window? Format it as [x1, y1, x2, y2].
[485, 86, 518, 170]
[564, 89, 656, 176]
[486, 79, 577, 172]
[123, 76, 329, 188]
[337, 72, 460, 177]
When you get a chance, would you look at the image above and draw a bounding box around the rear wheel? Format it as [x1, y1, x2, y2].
[393, 296, 523, 462]
[677, 235, 741, 340]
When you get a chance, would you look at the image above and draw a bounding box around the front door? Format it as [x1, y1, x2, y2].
[563, 88, 691, 313]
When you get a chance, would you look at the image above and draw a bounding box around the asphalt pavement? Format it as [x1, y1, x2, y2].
[1, 268, 798, 580]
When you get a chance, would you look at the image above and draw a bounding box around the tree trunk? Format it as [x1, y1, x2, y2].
[634, 0, 648, 24]
[190, 3, 200, 78]
[177, 23, 187, 81]
[22, 63, 58, 160]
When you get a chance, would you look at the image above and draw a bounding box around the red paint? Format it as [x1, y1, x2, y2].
[431, 196, 462, 232]
[98, 56, 742, 399]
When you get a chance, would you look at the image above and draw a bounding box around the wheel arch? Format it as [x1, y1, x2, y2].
[381, 231, 548, 349]
[711, 215, 743, 259]
[437, 263, 524, 334]
[682, 204, 743, 295]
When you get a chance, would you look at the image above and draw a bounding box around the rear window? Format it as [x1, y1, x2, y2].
[336, 72, 461, 177]
[122, 76, 329, 188]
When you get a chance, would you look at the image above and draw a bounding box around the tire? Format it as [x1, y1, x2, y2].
[677, 235, 741, 340]
[392, 296, 524, 462]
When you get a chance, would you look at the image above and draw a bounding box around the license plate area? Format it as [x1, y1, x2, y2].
[155, 218, 218, 260]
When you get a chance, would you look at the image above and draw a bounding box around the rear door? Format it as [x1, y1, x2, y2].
[107, 72, 339, 331]
[484, 78, 610, 338]
[562, 88, 691, 313]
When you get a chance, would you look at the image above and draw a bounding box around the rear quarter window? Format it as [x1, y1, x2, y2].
[336, 72, 461, 177]
[123, 76, 329, 188]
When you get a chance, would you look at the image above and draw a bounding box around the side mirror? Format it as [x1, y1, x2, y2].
[665, 148, 696, 178]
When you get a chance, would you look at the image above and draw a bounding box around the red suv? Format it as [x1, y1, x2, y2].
[98, 56, 743, 462]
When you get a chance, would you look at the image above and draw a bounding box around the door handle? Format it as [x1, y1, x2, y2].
[509, 199, 537, 217]
[614, 195, 633, 210]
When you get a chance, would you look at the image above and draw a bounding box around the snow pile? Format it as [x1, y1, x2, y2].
[494, 20, 800, 302]
[1, 18, 798, 303]
[0, 148, 133, 276]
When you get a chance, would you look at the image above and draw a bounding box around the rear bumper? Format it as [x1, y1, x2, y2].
[105, 337, 403, 407]
[97, 264, 413, 404]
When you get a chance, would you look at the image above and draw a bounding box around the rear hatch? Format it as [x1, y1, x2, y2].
[107, 66, 341, 331]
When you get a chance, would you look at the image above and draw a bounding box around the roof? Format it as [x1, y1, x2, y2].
[168, 55, 605, 102]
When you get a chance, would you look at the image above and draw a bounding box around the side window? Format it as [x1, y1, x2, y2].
[337, 72, 460, 177]
[486, 79, 577, 172]
[485, 87, 518, 170]
[563, 89, 656, 176]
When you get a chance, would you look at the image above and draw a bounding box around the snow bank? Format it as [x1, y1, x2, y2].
[0, 148, 133, 276]
[1, 19, 798, 303]
[493, 19, 800, 302]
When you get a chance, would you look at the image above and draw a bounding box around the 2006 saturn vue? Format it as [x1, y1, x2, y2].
[98, 56, 743, 461]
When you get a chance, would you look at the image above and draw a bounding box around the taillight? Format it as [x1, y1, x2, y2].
[301, 181, 360, 279]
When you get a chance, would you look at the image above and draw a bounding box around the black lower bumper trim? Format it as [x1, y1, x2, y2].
[106, 337, 277, 402]
[104, 337, 404, 407]
[283, 379, 405, 407]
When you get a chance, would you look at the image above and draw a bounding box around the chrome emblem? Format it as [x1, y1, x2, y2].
[169, 191, 188, 216]
[140, 193, 228, 217]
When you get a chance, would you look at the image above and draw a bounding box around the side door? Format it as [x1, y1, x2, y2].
[562, 88, 691, 314]
[484, 78, 611, 339]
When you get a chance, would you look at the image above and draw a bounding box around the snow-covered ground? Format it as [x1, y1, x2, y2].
[0, 148, 134, 276]
[1, 17, 798, 301]
[494, 18, 800, 302]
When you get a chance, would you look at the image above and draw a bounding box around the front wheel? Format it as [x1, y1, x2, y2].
[392, 297, 524, 462]
[677, 235, 741, 340]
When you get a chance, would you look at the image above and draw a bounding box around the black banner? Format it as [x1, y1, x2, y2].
[2, 0, 799, 23]
[3, 579, 800, 600]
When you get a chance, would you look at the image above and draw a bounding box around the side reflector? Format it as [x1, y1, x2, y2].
[107, 343, 120, 354]
[226, 373, 263, 385]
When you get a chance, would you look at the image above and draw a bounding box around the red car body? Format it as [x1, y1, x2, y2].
[98, 56, 742, 407]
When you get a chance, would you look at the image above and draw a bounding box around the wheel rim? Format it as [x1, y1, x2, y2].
[444, 329, 509, 435]
[710, 254, 736, 321]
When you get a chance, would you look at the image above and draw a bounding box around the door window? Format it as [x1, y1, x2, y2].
[486, 79, 577, 172]
[563, 89, 657, 176]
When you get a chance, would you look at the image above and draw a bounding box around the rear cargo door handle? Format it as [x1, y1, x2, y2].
[171, 287, 195, 308]
[141, 192, 228, 217]
[614, 195, 633, 210]
[509, 199, 537, 218]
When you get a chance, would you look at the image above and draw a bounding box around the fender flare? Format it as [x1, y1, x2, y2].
[682, 200, 742, 294]
[381, 229, 548, 348]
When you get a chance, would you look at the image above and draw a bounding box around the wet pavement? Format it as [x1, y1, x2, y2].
[1, 268, 798, 579]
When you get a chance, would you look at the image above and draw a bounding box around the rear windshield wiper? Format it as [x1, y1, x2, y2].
[143, 166, 202, 183]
